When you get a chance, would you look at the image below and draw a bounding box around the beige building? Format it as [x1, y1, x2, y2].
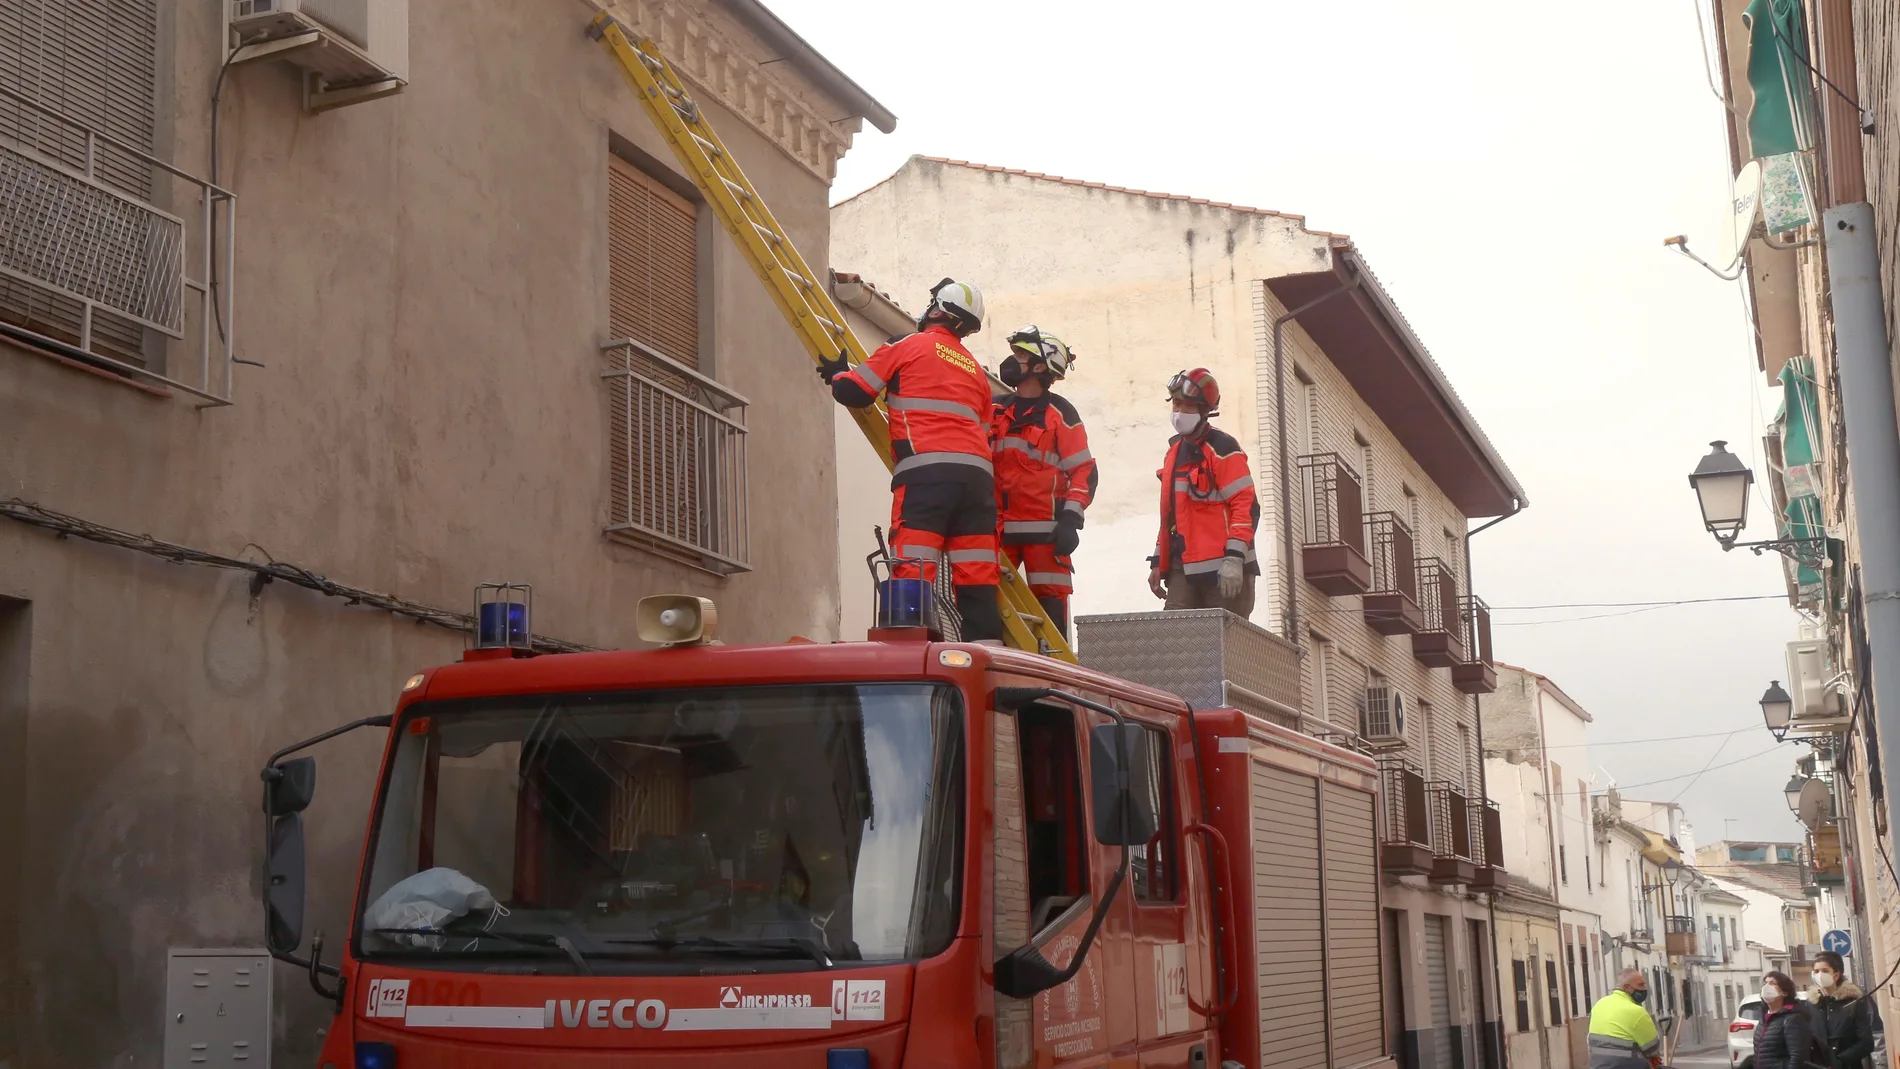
[0, 1, 887, 1063]
[832, 156, 1526, 1069]
[1684, 0, 1900, 1032]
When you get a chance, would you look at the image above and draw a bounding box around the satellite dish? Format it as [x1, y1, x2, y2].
[1797, 777, 1834, 829]
[1391, 692, 1407, 737]
[1717, 161, 1763, 268]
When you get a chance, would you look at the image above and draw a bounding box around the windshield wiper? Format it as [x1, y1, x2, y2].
[600, 934, 833, 969]
[365, 927, 592, 974]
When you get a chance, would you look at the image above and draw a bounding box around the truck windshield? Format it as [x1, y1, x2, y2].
[356, 683, 963, 968]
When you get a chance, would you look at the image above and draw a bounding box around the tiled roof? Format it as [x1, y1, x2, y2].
[1704, 863, 1809, 902]
[843, 156, 1352, 243]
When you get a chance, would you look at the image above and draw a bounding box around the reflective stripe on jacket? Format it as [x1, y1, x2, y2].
[832, 325, 992, 485]
[1588, 990, 1660, 1069]
[1151, 427, 1259, 575]
[991, 391, 1097, 543]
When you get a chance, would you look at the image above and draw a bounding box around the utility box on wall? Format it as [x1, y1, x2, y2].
[163, 948, 273, 1068]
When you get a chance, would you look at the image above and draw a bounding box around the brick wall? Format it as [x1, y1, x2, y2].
[1252, 283, 1484, 794]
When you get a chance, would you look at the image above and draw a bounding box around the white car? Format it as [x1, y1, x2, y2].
[1729, 995, 1765, 1069]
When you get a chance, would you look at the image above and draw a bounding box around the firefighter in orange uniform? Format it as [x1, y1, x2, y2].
[991, 326, 1097, 640]
[821, 279, 1003, 641]
[1147, 368, 1260, 616]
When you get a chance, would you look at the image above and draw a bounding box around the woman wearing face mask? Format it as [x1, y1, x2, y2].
[1754, 971, 1816, 1069]
[1811, 952, 1873, 1069]
[1146, 369, 1261, 615]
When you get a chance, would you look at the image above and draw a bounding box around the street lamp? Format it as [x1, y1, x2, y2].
[1662, 859, 1683, 888]
[1687, 443, 1827, 567]
[1689, 441, 1754, 543]
[1762, 681, 1794, 740]
[1784, 774, 1807, 814]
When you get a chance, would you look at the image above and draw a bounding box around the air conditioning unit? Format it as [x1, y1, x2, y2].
[229, 0, 408, 112]
[1358, 687, 1407, 751]
[1786, 639, 1845, 722]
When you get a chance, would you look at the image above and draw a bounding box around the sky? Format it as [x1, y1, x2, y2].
[766, 0, 1811, 842]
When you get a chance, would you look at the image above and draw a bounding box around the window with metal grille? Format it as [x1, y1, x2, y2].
[1512, 960, 1530, 1033]
[0, 0, 215, 383]
[603, 154, 748, 573]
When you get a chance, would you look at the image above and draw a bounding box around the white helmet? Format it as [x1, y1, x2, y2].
[924, 277, 985, 336]
[1007, 325, 1074, 380]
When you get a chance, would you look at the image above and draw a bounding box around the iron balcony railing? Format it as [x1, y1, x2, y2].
[1426, 780, 1473, 861]
[1378, 757, 1431, 848]
[0, 82, 236, 404]
[1416, 557, 1464, 647]
[1461, 595, 1494, 665]
[601, 338, 750, 575]
[1366, 512, 1418, 598]
[1665, 915, 1696, 935]
[1297, 452, 1366, 550]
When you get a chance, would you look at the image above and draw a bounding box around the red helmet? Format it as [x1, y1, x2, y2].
[1167, 368, 1220, 413]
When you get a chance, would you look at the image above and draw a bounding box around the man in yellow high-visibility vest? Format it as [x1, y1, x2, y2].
[1589, 969, 1663, 1069]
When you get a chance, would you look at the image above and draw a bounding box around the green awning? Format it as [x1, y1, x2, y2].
[1777, 357, 1824, 602]
[1741, 0, 1814, 158]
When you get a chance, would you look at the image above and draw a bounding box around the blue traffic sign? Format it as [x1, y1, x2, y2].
[1824, 930, 1852, 956]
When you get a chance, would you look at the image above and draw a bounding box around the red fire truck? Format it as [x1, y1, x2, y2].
[261, 595, 1380, 1069]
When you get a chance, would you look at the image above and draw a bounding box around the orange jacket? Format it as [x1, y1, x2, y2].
[991, 392, 1097, 543]
[1151, 427, 1260, 576]
[832, 325, 992, 485]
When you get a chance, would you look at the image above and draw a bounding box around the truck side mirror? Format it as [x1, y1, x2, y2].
[1090, 724, 1158, 846]
[994, 897, 1094, 999]
[264, 756, 317, 815]
[264, 812, 307, 954]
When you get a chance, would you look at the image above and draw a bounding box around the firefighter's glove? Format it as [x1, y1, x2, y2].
[1217, 555, 1244, 599]
[1054, 515, 1082, 557]
[816, 353, 852, 385]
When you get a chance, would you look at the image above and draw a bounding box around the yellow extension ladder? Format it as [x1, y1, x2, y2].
[587, 12, 1074, 661]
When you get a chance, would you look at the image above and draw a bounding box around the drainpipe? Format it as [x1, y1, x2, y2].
[1274, 273, 1362, 640]
[1822, 204, 1900, 855]
[1467, 504, 1522, 1069]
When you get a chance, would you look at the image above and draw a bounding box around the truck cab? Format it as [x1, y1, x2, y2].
[269, 611, 1228, 1069]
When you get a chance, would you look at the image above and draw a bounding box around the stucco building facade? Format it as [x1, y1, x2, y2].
[832, 156, 1527, 1069]
[0, 1, 887, 1063]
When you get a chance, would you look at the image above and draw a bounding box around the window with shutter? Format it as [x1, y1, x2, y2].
[607, 156, 698, 368]
[602, 153, 748, 572]
[0, 0, 160, 368]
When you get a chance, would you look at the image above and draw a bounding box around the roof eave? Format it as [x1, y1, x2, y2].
[1333, 246, 1529, 514]
[715, 0, 897, 133]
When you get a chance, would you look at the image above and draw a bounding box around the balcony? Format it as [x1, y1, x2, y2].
[1427, 781, 1478, 885]
[0, 83, 236, 404]
[1298, 453, 1372, 596]
[1363, 513, 1424, 635]
[1627, 927, 1654, 950]
[1665, 915, 1697, 957]
[1469, 799, 1506, 891]
[602, 338, 751, 574]
[1451, 596, 1498, 694]
[1411, 557, 1466, 668]
[1809, 826, 1845, 886]
[1378, 758, 1434, 877]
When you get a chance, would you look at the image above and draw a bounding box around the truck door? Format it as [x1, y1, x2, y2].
[1124, 714, 1210, 1069]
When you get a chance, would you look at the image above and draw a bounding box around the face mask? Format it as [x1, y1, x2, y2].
[1817, 973, 1837, 990]
[1762, 986, 1780, 1003]
[1171, 411, 1202, 435]
[999, 360, 1025, 388]
[1629, 988, 1649, 1006]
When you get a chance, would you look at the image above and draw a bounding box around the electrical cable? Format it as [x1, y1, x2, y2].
[1498, 725, 1756, 752]
[1670, 729, 1736, 802]
[1584, 743, 1787, 795]
[0, 498, 597, 653]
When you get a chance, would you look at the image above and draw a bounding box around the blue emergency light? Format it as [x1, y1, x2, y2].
[472, 582, 532, 649]
[355, 1041, 398, 1069]
[875, 576, 934, 630]
[826, 1050, 871, 1069]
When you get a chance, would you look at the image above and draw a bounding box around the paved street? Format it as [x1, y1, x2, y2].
[1673, 1049, 1731, 1069]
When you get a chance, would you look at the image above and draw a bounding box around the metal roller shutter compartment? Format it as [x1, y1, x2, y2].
[1254, 764, 1328, 1069]
[1323, 781, 1384, 1069]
